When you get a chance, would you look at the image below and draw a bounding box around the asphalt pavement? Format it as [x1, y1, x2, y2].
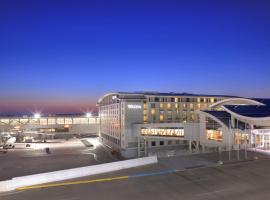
[0, 139, 118, 181]
[2, 158, 270, 200]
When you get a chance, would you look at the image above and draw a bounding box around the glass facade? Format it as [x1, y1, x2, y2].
[0, 116, 98, 126]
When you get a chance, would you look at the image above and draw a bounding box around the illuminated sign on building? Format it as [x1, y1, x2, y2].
[141, 128, 184, 137]
[128, 105, 142, 109]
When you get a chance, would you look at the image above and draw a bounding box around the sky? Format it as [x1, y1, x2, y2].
[0, 0, 270, 114]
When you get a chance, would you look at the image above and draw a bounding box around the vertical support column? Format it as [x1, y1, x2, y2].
[189, 140, 192, 153]
[244, 123, 247, 160]
[202, 145, 205, 153]
[262, 134, 265, 148]
[144, 138, 148, 156]
[137, 137, 140, 158]
[196, 140, 199, 152]
[228, 121, 231, 161]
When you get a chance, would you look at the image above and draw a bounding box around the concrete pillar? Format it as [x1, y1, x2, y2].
[202, 145, 205, 153]
[262, 134, 265, 148]
[144, 138, 148, 156]
[196, 140, 199, 152]
[189, 140, 192, 153]
[137, 137, 140, 158]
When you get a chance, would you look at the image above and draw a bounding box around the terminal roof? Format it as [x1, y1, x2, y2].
[203, 111, 231, 127]
[224, 105, 270, 118]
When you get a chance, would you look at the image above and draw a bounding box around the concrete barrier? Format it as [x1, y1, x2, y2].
[0, 156, 157, 192]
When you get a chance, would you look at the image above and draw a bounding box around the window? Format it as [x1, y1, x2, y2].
[151, 141, 156, 146]
[56, 118, 65, 124]
[206, 130, 222, 142]
[167, 111, 172, 120]
[159, 114, 164, 122]
[168, 140, 172, 145]
[40, 119, 47, 125]
[48, 118, 56, 125]
[160, 141, 164, 146]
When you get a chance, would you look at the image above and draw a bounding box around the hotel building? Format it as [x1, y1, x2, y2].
[97, 92, 238, 158]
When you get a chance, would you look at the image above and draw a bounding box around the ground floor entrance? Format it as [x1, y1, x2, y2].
[252, 129, 270, 149]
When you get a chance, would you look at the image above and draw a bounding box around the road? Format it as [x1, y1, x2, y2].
[0, 138, 118, 181]
[1, 158, 270, 200]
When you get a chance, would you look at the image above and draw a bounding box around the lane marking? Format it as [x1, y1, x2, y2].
[17, 176, 128, 191]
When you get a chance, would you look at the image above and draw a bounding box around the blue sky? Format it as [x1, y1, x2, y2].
[0, 0, 270, 113]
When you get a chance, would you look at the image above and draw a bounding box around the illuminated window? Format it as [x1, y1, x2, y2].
[190, 103, 194, 110]
[143, 103, 147, 109]
[234, 133, 249, 144]
[210, 98, 215, 103]
[64, 118, 72, 124]
[174, 98, 178, 102]
[175, 104, 178, 109]
[56, 118, 65, 125]
[183, 103, 187, 110]
[40, 119, 47, 125]
[0, 119, 9, 124]
[151, 108, 156, 115]
[160, 103, 164, 109]
[29, 119, 39, 125]
[144, 116, 147, 122]
[197, 103, 201, 110]
[143, 110, 147, 115]
[160, 114, 164, 121]
[73, 118, 88, 124]
[48, 118, 56, 125]
[167, 103, 171, 109]
[88, 118, 96, 124]
[191, 113, 195, 121]
[206, 130, 222, 142]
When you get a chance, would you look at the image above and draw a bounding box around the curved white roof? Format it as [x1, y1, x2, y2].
[209, 98, 264, 109]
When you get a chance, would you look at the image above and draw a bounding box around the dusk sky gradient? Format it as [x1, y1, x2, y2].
[0, 0, 270, 114]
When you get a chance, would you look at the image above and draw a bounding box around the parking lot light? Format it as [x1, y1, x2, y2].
[86, 113, 92, 118]
[34, 113, 41, 119]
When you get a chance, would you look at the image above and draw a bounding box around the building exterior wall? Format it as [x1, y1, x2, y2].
[0, 116, 99, 140]
[98, 92, 229, 158]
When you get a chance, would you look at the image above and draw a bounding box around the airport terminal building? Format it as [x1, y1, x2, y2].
[97, 92, 263, 158]
[1, 91, 270, 158]
[0, 114, 99, 143]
